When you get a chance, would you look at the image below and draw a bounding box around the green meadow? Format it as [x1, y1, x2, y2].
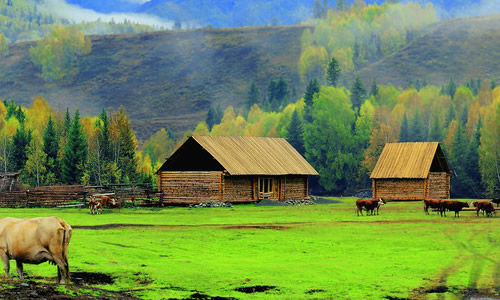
[0, 198, 498, 299]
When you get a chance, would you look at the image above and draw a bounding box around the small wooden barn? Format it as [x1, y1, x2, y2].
[0, 172, 20, 192]
[370, 142, 451, 201]
[156, 136, 318, 204]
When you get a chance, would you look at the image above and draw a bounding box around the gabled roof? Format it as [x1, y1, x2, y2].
[157, 136, 318, 176]
[370, 142, 450, 179]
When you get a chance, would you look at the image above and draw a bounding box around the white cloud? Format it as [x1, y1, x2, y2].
[38, 0, 173, 28]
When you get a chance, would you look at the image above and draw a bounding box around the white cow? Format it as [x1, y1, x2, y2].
[0, 216, 72, 283]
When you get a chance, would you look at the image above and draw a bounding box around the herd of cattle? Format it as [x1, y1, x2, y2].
[355, 197, 499, 217]
[0, 197, 497, 287]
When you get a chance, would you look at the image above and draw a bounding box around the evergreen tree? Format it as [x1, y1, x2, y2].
[336, 0, 347, 10]
[444, 103, 456, 128]
[370, 78, 378, 96]
[43, 115, 59, 182]
[409, 110, 426, 142]
[464, 117, 483, 197]
[491, 80, 497, 90]
[206, 104, 223, 131]
[274, 77, 289, 109]
[287, 110, 305, 155]
[10, 124, 31, 172]
[326, 57, 341, 87]
[350, 76, 366, 114]
[116, 106, 138, 183]
[266, 79, 277, 110]
[98, 108, 112, 163]
[448, 123, 470, 197]
[399, 113, 409, 142]
[63, 108, 71, 137]
[313, 0, 323, 18]
[246, 81, 260, 111]
[304, 78, 320, 122]
[61, 110, 87, 184]
[428, 114, 442, 142]
[447, 76, 456, 99]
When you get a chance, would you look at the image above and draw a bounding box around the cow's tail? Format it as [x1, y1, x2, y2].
[59, 220, 72, 283]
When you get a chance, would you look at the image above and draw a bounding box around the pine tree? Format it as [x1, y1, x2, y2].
[98, 108, 112, 163]
[448, 122, 470, 197]
[61, 110, 87, 184]
[116, 106, 137, 183]
[428, 114, 442, 142]
[43, 115, 59, 182]
[274, 77, 289, 109]
[444, 104, 456, 128]
[304, 78, 320, 122]
[246, 81, 260, 111]
[10, 124, 31, 172]
[399, 113, 409, 142]
[287, 110, 305, 155]
[447, 76, 456, 99]
[491, 80, 497, 90]
[370, 78, 378, 96]
[350, 76, 366, 114]
[313, 0, 323, 18]
[326, 57, 341, 87]
[464, 117, 483, 197]
[409, 111, 426, 142]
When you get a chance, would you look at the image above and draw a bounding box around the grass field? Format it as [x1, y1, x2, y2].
[0, 198, 498, 299]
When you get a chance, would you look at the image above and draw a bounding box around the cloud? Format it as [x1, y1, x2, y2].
[432, 0, 500, 19]
[38, 0, 173, 28]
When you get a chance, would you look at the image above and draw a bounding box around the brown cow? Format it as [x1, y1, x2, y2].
[356, 198, 386, 216]
[440, 200, 469, 217]
[472, 201, 495, 217]
[0, 216, 72, 284]
[99, 195, 121, 212]
[88, 198, 102, 215]
[423, 199, 442, 215]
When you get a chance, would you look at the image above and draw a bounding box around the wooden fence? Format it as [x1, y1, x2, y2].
[0, 184, 162, 208]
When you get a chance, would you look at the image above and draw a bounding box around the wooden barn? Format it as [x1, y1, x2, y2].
[0, 172, 20, 192]
[370, 142, 451, 201]
[156, 136, 318, 204]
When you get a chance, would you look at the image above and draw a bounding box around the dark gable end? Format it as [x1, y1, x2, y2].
[156, 137, 225, 172]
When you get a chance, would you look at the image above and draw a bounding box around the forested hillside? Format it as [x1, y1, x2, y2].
[0, 25, 310, 140]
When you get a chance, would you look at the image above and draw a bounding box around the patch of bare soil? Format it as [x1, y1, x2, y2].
[0, 273, 137, 300]
[73, 224, 155, 230]
[234, 285, 277, 293]
[222, 225, 290, 230]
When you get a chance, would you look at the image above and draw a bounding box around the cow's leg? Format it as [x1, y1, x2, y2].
[0, 251, 9, 277]
[52, 256, 69, 284]
[15, 260, 24, 280]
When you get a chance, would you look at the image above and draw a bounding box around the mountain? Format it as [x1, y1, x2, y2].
[1, 14, 499, 142]
[357, 14, 500, 87]
[0, 25, 310, 141]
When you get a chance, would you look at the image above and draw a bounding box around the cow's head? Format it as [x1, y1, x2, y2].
[378, 198, 385, 206]
[472, 201, 478, 208]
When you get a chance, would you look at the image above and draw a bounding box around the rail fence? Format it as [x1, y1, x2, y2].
[0, 184, 162, 208]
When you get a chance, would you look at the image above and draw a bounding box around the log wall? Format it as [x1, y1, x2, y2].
[0, 190, 87, 207]
[426, 172, 450, 199]
[159, 171, 222, 204]
[223, 176, 255, 202]
[373, 178, 425, 200]
[283, 176, 308, 200]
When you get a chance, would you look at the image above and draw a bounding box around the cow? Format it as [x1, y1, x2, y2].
[356, 198, 386, 216]
[491, 198, 500, 207]
[0, 216, 72, 284]
[472, 201, 496, 217]
[423, 199, 442, 215]
[88, 198, 102, 215]
[98, 195, 121, 212]
[440, 200, 469, 217]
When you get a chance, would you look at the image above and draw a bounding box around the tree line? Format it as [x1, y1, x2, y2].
[191, 69, 499, 198]
[0, 96, 155, 187]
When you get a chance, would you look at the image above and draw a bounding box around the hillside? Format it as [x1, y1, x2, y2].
[0, 25, 309, 140]
[357, 14, 500, 87]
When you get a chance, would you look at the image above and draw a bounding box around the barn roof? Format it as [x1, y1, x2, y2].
[370, 142, 450, 179]
[157, 136, 318, 176]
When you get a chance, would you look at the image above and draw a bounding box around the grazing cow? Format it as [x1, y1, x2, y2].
[423, 199, 442, 215]
[440, 200, 469, 217]
[109, 201, 121, 212]
[0, 216, 72, 284]
[88, 198, 102, 215]
[100, 195, 114, 208]
[472, 201, 495, 217]
[491, 198, 500, 207]
[356, 198, 386, 216]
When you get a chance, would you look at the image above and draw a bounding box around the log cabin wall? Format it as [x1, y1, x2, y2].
[159, 171, 222, 204]
[284, 175, 308, 200]
[426, 172, 450, 199]
[373, 178, 425, 200]
[223, 175, 255, 202]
